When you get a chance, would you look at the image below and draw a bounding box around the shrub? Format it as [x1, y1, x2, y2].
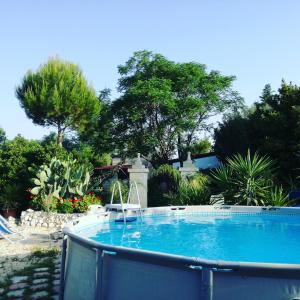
[211, 150, 274, 206]
[31, 193, 101, 214]
[149, 164, 211, 206]
[0, 136, 45, 211]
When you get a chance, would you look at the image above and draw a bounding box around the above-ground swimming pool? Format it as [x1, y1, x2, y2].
[61, 206, 300, 300]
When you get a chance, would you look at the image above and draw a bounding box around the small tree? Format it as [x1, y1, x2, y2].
[16, 57, 101, 147]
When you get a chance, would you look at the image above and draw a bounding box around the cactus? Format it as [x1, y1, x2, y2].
[31, 157, 92, 200]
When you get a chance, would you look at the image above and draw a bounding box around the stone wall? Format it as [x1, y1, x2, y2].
[20, 209, 85, 229]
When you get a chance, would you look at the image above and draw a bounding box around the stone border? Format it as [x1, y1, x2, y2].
[21, 210, 85, 229]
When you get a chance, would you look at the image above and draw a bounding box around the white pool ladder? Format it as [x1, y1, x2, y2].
[106, 181, 143, 223]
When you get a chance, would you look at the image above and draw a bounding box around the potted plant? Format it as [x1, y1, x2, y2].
[0, 184, 19, 218]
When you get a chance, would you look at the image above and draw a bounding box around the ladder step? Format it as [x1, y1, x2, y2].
[115, 217, 137, 223]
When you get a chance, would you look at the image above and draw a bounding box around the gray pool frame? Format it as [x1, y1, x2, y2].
[61, 205, 300, 300]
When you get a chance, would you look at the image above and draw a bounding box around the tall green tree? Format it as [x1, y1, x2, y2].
[104, 50, 242, 165]
[214, 81, 300, 183]
[16, 57, 101, 147]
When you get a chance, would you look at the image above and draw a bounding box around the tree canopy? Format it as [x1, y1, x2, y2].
[99, 50, 242, 165]
[214, 81, 300, 183]
[16, 57, 101, 147]
[0, 127, 6, 144]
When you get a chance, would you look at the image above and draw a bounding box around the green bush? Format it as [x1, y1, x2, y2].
[56, 199, 73, 214]
[0, 136, 45, 211]
[211, 150, 275, 206]
[149, 164, 211, 206]
[0, 184, 21, 210]
[31, 193, 101, 214]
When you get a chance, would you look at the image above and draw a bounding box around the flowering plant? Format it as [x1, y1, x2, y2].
[31, 192, 102, 214]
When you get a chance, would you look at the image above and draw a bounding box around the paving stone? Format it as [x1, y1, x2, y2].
[52, 279, 60, 286]
[31, 283, 49, 291]
[34, 267, 49, 272]
[52, 284, 60, 294]
[54, 258, 61, 263]
[52, 296, 59, 300]
[33, 272, 50, 278]
[33, 278, 48, 284]
[31, 290, 49, 299]
[10, 275, 28, 284]
[9, 282, 29, 290]
[54, 268, 60, 274]
[6, 288, 25, 297]
[53, 274, 60, 280]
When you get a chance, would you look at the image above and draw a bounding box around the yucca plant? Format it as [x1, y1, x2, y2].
[266, 186, 290, 207]
[211, 150, 274, 206]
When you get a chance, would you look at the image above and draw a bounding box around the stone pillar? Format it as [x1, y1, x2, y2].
[128, 153, 149, 208]
[179, 152, 198, 178]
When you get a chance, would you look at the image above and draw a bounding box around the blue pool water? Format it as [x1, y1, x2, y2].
[82, 213, 300, 264]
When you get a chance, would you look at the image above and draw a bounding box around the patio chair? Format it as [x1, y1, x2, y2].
[0, 216, 25, 243]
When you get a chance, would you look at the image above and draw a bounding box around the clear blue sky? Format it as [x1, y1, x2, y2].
[1, 0, 300, 139]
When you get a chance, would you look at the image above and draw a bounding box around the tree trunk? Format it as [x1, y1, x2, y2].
[57, 125, 64, 147]
[177, 134, 184, 167]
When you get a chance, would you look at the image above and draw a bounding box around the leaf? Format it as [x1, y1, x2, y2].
[31, 187, 41, 195]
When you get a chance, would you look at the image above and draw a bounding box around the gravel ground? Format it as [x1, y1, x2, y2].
[0, 225, 62, 282]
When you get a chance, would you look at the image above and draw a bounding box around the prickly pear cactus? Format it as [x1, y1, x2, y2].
[31, 157, 92, 201]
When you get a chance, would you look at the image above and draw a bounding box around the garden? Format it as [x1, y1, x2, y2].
[1, 51, 300, 221]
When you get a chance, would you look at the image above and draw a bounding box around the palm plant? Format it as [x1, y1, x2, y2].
[211, 150, 274, 206]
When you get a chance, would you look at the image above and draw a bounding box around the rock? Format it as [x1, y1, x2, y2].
[52, 285, 60, 294]
[52, 279, 60, 286]
[0, 288, 4, 295]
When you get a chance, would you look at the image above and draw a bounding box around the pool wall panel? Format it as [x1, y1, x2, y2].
[214, 271, 300, 300]
[63, 240, 96, 300]
[101, 254, 202, 300]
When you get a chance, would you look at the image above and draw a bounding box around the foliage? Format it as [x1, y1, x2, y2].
[31, 157, 91, 201]
[56, 199, 73, 214]
[16, 57, 101, 147]
[0, 135, 45, 210]
[168, 174, 211, 206]
[182, 138, 212, 161]
[149, 164, 210, 206]
[0, 127, 6, 144]
[266, 186, 291, 207]
[0, 184, 21, 210]
[95, 51, 242, 165]
[211, 151, 274, 206]
[31, 193, 101, 214]
[214, 81, 300, 183]
[108, 180, 129, 204]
